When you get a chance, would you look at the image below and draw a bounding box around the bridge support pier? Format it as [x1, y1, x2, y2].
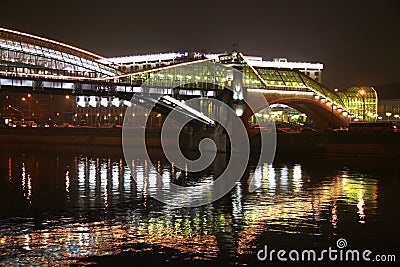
[180, 127, 228, 153]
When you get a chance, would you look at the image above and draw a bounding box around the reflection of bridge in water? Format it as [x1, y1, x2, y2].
[0, 152, 378, 265]
[1, 27, 378, 133]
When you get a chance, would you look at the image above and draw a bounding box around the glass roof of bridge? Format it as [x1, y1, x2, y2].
[0, 28, 120, 77]
[242, 65, 347, 108]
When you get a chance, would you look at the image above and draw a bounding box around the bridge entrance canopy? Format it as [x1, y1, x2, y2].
[338, 86, 378, 122]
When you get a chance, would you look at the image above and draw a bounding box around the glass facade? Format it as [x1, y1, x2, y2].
[0, 29, 119, 78]
[130, 61, 227, 90]
[339, 86, 378, 122]
[242, 65, 264, 89]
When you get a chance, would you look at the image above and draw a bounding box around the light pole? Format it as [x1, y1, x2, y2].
[386, 112, 392, 122]
[119, 113, 123, 126]
[27, 94, 31, 124]
[358, 89, 366, 121]
[21, 94, 32, 125]
[394, 114, 399, 125]
[65, 95, 71, 124]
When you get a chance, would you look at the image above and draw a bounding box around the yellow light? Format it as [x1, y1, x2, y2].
[358, 89, 366, 96]
[21, 97, 26, 101]
[65, 95, 70, 100]
[27, 93, 32, 98]
[248, 89, 313, 95]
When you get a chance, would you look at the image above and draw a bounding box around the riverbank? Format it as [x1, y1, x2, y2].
[1, 127, 400, 156]
[272, 131, 400, 156]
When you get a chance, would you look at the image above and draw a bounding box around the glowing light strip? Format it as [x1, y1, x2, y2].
[260, 83, 308, 89]
[162, 95, 215, 126]
[103, 52, 183, 64]
[0, 70, 99, 82]
[103, 53, 222, 65]
[204, 54, 222, 61]
[247, 60, 323, 70]
[101, 58, 213, 81]
[0, 27, 120, 67]
[248, 89, 314, 95]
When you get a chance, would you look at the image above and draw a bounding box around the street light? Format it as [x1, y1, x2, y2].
[119, 113, 123, 125]
[386, 112, 392, 122]
[64, 95, 72, 125]
[358, 89, 366, 121]
[394, 114, 399, 124]
[21, 94, 32, 126]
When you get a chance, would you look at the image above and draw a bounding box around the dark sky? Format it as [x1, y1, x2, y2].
[1, 0, 399, 89]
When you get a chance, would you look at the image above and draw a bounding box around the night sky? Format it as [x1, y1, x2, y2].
[1, 0, 399, 89]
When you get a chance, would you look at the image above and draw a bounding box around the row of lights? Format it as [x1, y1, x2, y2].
[377, 113, 399, 121]
[75, 113, 152, 117]
[21, 94, 70, 101]
[313, 93, 350, 117]
[314, 87, 368, 119]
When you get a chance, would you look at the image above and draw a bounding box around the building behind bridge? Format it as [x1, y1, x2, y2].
[374, 83, 400, 123]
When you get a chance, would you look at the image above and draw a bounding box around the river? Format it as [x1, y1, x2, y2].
[0, 146, 398, 265]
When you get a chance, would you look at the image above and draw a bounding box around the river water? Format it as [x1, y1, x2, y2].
[0, 146, 398, 266]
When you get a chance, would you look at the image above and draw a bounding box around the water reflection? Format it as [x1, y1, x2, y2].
[0, 150, 395, 266]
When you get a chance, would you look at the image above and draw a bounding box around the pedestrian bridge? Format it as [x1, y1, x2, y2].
[0, 27, 378, 129]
